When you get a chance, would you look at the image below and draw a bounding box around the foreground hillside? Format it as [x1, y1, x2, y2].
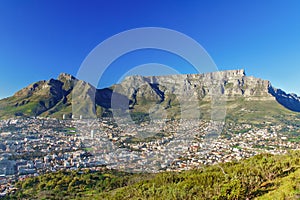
[7, 151, 300, 200]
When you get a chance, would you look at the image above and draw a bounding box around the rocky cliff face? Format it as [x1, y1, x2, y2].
[0, 70, 299, 119]
[115, 69, 274, 107]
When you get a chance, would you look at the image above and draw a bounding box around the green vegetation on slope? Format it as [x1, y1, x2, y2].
[225, 98, 297, 125]
[7, 151, 300, 200]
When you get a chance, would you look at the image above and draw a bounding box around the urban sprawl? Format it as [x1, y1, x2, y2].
[0, 117, 299, 196]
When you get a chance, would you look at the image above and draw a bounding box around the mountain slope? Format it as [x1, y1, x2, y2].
[0, 73, 90, 119]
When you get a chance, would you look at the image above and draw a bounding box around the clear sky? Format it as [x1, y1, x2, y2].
[0, 0, 300, 99]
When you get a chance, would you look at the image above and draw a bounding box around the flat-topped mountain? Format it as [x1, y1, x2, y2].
[0, 69, 299, 120]
[118, 69, 273, 102]
[114, 69, 300, 116]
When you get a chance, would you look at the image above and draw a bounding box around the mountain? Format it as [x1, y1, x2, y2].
[0, 69, 299, 121]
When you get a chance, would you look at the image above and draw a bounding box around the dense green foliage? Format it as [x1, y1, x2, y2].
[8, 169, 136, 199]
[7, 151, 300, 200]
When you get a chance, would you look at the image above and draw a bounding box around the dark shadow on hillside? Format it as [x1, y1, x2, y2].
[269, 87, 300, 112]
[95, 88, 132, 110]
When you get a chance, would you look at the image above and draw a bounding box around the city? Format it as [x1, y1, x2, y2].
[1, 116, 299, 197]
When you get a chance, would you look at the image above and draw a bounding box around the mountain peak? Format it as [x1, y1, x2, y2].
[58, 73, 76, 82]
[231, 69, 245, 76]
[213, 69, 246, 78]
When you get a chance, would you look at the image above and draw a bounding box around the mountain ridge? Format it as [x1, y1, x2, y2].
[0, 69, 299, 119]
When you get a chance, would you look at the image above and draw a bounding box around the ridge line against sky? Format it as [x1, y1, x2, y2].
[0, 0, 300, 99]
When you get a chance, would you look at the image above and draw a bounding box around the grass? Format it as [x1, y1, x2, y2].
[224, 98, 297, 126]
[84, 147, 94, 151]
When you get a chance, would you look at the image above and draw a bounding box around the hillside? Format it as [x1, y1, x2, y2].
[7, 151, 300, 200]
[0, 73, 77, 119]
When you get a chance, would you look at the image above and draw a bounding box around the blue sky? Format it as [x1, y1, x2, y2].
[0, 0, 300, 99]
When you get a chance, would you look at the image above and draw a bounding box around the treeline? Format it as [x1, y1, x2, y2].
[7, 151, 300, 200]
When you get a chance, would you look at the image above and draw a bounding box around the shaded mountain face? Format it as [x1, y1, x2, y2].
[269, 87, 300, 112]
[0, 69, 299, 119]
